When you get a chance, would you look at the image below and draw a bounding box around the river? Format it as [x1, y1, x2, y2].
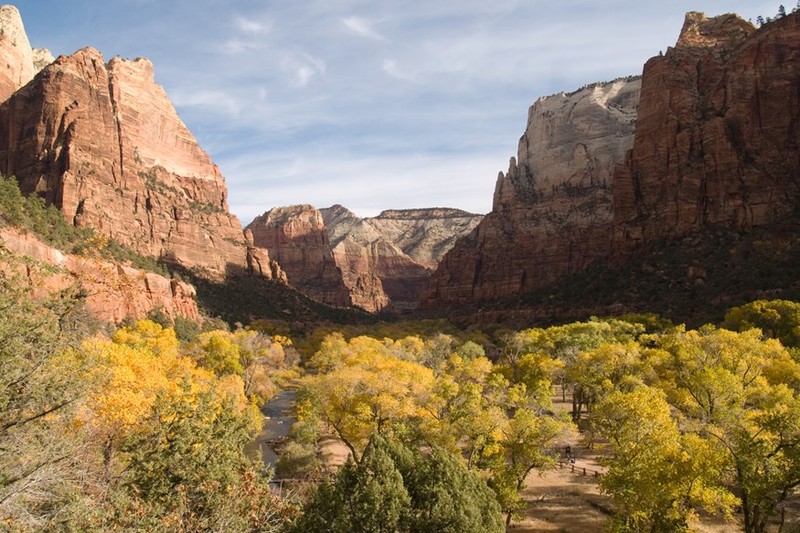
[245, 388, 297, 470]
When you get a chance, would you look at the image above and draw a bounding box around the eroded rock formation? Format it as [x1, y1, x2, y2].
[247, 203, 481, 312]
[0, 227, 199, 323]
[246, 205, 351, 307]
[613, 12, 800, 249]
[427, 77, 641, 305]
[0, 5, 34, 102]
[0, 45, 280, 279]
[367, 208, 483, 270]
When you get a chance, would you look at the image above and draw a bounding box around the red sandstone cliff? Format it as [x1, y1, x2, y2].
[427, 77, 640, 305]
[427, 11, 800, 311]
[0, 227, 199, 323]
[613, 12, 800, 249]
[246, 205, 351, 308]
[0, 44, 282, 280]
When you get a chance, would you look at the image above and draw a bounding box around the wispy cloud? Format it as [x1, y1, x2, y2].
[280, 52, 327, 88]
[381, 59, 417, 82]
[341, 16, 386, 41]
[235, 16, 269, 35]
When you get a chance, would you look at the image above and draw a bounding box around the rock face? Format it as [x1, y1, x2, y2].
[246, 205, 351, 307]
[427, 77, 640, 305]
[0, 227, 200, 323]
[321, 206, 483, 311]
[613, 12, 800, 249]
[247, 203, 481, 312]
[428, 11, 800, 311]
[0, 44, 281, 280]
[367, 208, 483, 270]
[0, 5, 35, 102]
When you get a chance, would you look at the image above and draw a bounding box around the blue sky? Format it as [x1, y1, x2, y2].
[12, 1, 777, 223]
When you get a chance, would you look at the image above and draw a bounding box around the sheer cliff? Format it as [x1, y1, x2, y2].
[426, 77, 640, 305]
[613, 12, 800, 249]
[427, 11, 800, 317]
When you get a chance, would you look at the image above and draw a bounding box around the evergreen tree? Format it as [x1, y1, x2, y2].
[291, 434, 503, 533]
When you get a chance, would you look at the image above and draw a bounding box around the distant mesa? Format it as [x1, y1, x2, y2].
[247, 204, 482, 312]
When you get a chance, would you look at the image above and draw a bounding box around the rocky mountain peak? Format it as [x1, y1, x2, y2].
[0, 37, 282, 280]
[676, 11, 755, 51]
[0, 4, 34, 102]
[31, 47, 53, 71]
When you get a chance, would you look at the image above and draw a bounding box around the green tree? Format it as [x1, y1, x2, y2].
[119, 384, 264, 530]
[291, 434, 503, 533]
[291, 435, 411, 533]
[0, 251, 93, 529]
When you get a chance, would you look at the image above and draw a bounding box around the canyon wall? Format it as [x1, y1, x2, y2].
[427, 77, 640, 305]
[0, 10, 284, 282]
[248, 204, 481, 312]
[0, 47, 256, 277]
[613, 12, 800, 249]
[247, 205, 352, 308]
[427, 11, 800, 311]
[367, 208, 482, 270]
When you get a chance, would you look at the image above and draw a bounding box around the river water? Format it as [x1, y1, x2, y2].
[245, 388, 296, 469]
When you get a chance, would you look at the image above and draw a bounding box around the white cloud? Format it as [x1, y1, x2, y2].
[341, 16, 386, 41]
[381, 59, 417, 82]
[235, 16, 269, 35]
[170, 89, 241, 116]
[223, 38, 264, 54]
[280, 52, 327, 88]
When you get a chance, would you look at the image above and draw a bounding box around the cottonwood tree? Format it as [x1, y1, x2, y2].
[653, 326, 800, 533]
[594, 386, 736, 532]
[302, 334, 436, 461]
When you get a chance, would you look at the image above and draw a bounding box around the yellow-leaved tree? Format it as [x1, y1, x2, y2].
[303, 334, 436, 461]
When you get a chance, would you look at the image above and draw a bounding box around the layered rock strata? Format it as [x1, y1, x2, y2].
[247, 204, 482, 312]
[613, 12, 800, 248]
[366, 208, 483, 270]
[320, 205, 424, 311]
[427, 77, 641, 304]
[0, 44, 281, 279]
[246, 205, 351, 307]
[0, 227, 200, 323]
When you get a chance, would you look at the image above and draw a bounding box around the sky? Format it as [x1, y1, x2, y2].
[11, 1, 778, 224]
